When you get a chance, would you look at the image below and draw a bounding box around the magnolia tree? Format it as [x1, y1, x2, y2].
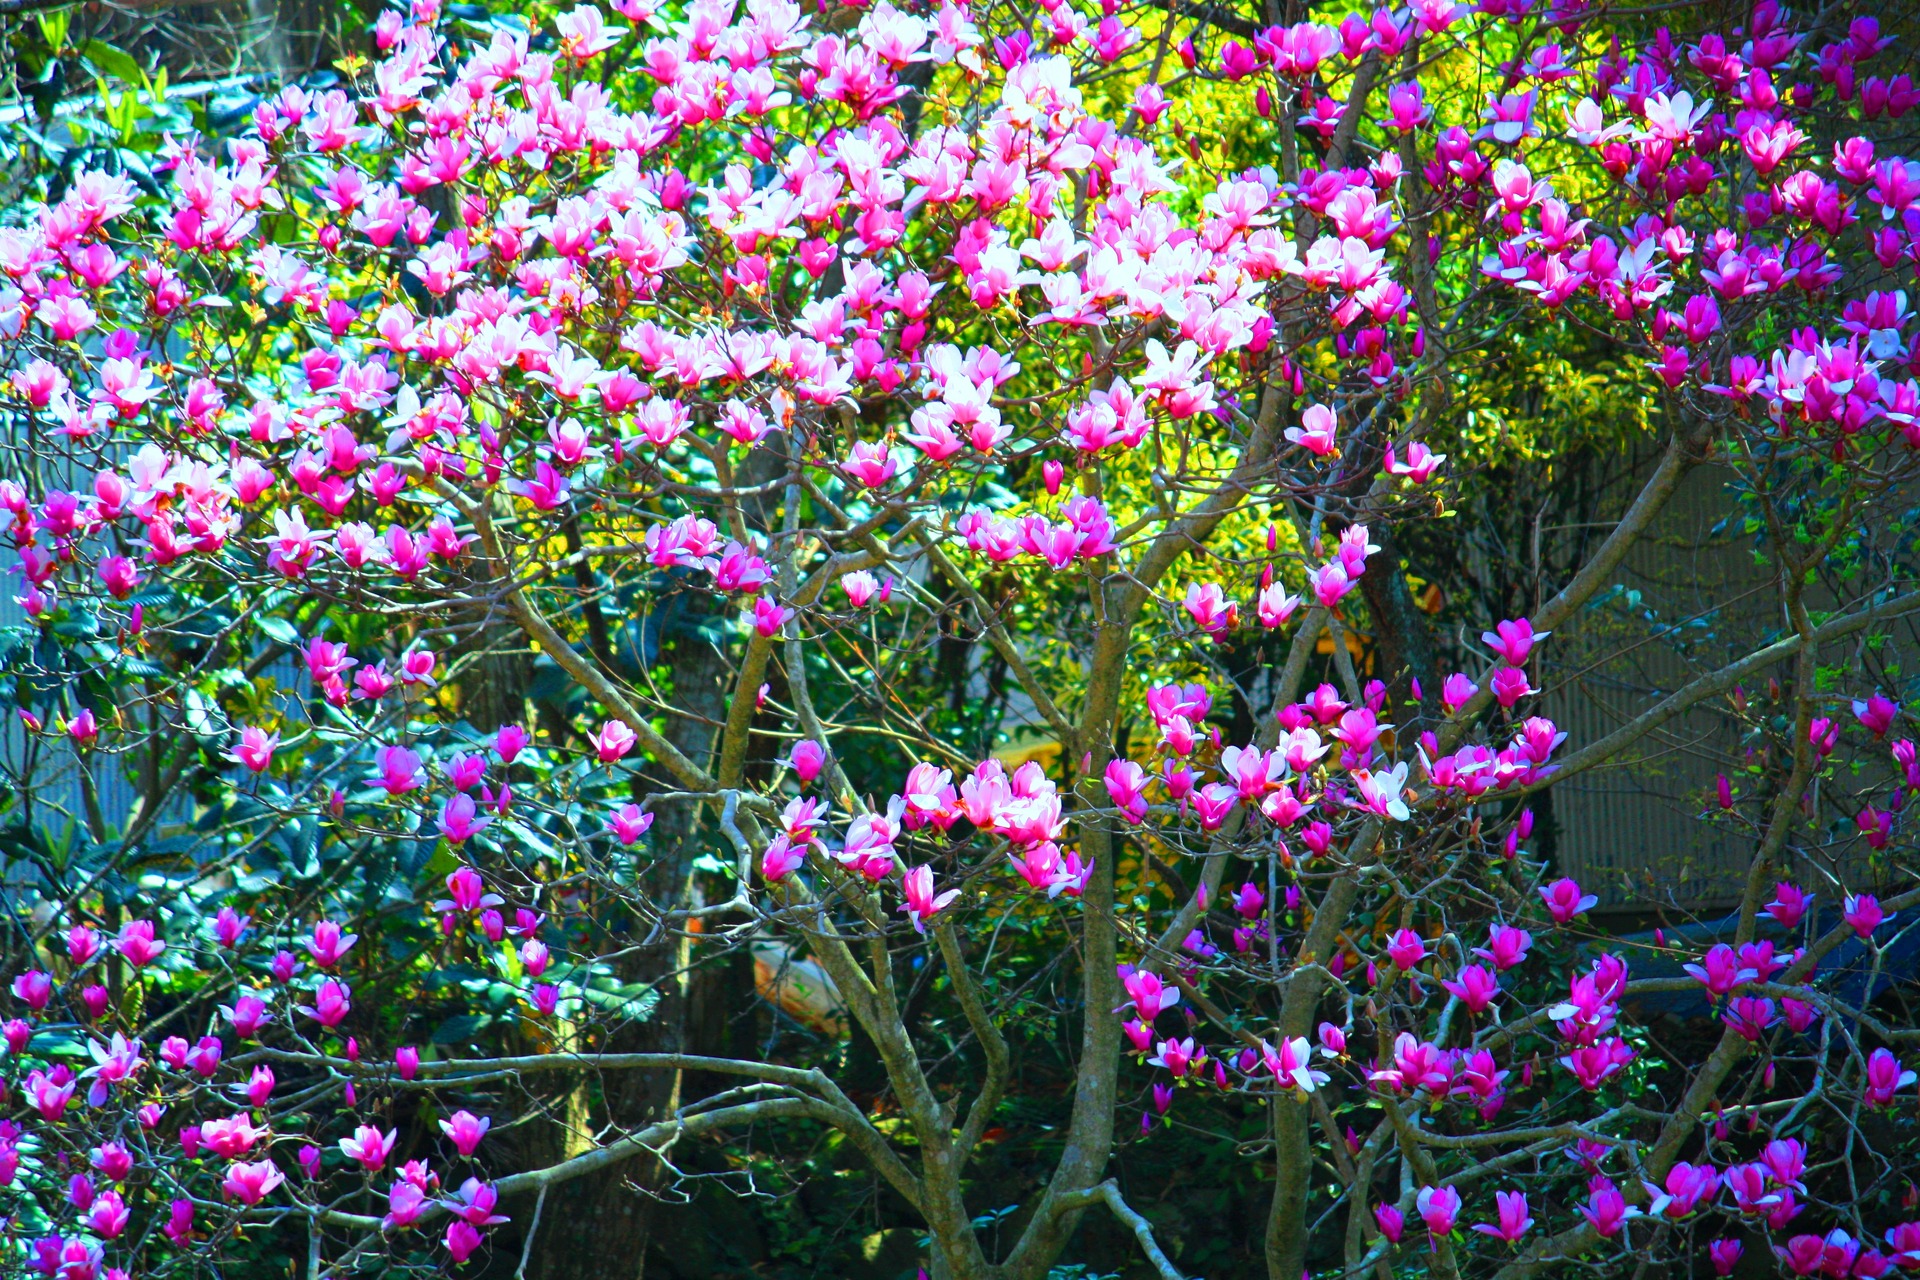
[3, 0, 1920, 1276]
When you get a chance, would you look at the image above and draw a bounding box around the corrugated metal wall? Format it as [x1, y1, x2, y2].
[1541, 463, 1898, 914]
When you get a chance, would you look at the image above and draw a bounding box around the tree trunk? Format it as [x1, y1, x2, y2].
[1356, 520, 1439, 719]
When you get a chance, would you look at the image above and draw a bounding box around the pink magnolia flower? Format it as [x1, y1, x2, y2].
[1644, 1161, 1719, 1218]
[752, 596, 794, 637]
[494, 724, 530, 764]
[1307, 560, 1355, 608]
[788, 740, 826, 783]
[841, 570, 883, 607]
[1374, 1203, 1405, 1243]
[1559, 1037, 1635, 1090]
[843, 441, 898, 488]
[1261, 1036, 1329, 1094]
[1116, 966, 1180, 1020]
[1540, 877, 1597, 924]
[1284, 402, 1339, 456]
[306, 919, 358, 968]
[386, 1179, 430, 1229]
[1766, 881, 1812, 928]
[440, 1110, 491, 1156]
[399, 648, 438, 685]
[1384, 441, 1446, 482]
[340, 1124, 398, 1172]
[184, 1035, 223, 1076]
[899, 865, 959, 933]
[115, 920, 166, 967]
[1257, 582, 1300, 628]
[298, 978, 352, 1027]
[1683, 944, 1757, 998]
[1417, 1185, 1461, 1239]
[90, 1141, 134, 1183]
[1147, 1035, 1202, 1076]
[1474, 923, 1533, 971]
[1581, 1180, 1635, 1237]
[1844, 893, 1885, 939]
[444, 1220, 484, 1264]
[437, 794, 492, 844]
[213, 906, 250, 948]
[1182, 582, 1237, 636]
[436, 866, 501, 914]
[1488, 665, 1536, 707]
[1441, 964, 1500, 1012]
[762, 835, 806, 881]
[521, 940, 551, 977]
[26, 1067, 76, 1120]
[223, 1160, 286, 1206]
[200, 1113, 268, 1159]
[1482, 618, 1547, 665]
[1386, 929, 1427, 971]
[1866, 1048, 1916, 1106]
[591, 719, 636, 763]
[1724, 996, 1778, 1040]
[607, 804, 654, 845]
[1471, 1190, 1534, 1242]
[1440, 673, 1477, 715]
[244, 1064, 276, 1107]
[370, 744, 425, 795]
[1853, 694, 1899, 737]
[1351, 763, 1411, 821]
[220, 993, 271, 1038]
[1104, 759, 1149, 824]
[228, 725, 280, 773]
[66, 708, 100, 747]
[12, 969, 52, 1010]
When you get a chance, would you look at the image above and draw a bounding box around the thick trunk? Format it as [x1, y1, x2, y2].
[1355, 520, 1438, 718]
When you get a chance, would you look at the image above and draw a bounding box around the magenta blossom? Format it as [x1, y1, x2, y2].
[1766, 881, 1812, 928]
[1482, 617, 1548, 665]
[1416, 1185, 1461, 1241]
[439, 1110, 491, 1156]
[339, 1124, 397, 1172]
[1539, 878, 1597, 924]
[298, 979, 352, 1028]
[306, 919, 358, 968]
[1644, 1161, 1719, 1218]
[788, 740, 826, 783]
[222, 1160, 285, 1206]
[1866, 1048, 1916, 1106]
[590, 719, 636, 763]
[228, 725, 280, 773]
[606, 803, 654, 845]
[1471, 1189, 1533, 1243]
[1844, 893, 1885, 939]
[761, 835, 806, 881]
[115, 920, 166, 967]
[899, 864, 960, 934]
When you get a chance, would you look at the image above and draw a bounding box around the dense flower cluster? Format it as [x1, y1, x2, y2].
[2, 0, 1918, 1275]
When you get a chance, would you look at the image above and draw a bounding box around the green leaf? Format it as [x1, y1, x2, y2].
[36, 9, 70, 52]
[79, 39, 142, 87]
[690, 851, 736, 879]
[256, 615, 299, 647]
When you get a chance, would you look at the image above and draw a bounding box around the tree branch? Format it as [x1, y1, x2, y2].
[1053, 1180, 1194, 1280]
